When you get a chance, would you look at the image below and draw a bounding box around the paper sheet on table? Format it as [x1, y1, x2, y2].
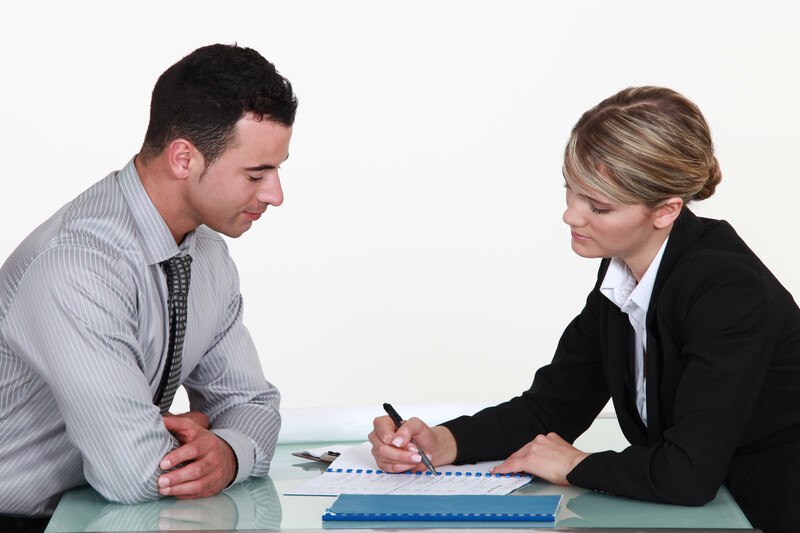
[285, 442, 531, 496]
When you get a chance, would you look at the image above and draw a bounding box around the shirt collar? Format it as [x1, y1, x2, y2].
[600, 257, 637, 309]
[600, 237, 670, 314]
[116, 157, 196, 266]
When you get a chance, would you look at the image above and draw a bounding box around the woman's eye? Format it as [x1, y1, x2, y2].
[591, 205, 610, 215]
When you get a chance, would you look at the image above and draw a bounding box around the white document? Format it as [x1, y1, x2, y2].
[285, 442, 531, 496]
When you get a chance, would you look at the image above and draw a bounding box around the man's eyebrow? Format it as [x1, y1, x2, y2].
[244, 153, 289, 172]
[244, 163, 276, 171]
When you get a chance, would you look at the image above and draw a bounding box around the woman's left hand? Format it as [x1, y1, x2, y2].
[491, 432, 589, 486]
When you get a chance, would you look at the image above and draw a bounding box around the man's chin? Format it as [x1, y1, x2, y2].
[211, 223, 250, 239]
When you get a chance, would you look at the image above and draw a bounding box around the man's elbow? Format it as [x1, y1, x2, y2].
[99, 489, 159, 505]
[87, 469, 162, 505]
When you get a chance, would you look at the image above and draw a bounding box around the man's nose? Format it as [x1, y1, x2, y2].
[258, 173, 283, 207]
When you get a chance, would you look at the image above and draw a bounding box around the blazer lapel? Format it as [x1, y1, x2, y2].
[644, 208, 706, 443]
[605, 302, 649, 445]
[644, 341, 662, 442]
[650, 208, 706, 303]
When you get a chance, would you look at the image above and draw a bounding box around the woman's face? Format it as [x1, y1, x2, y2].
[562, 178, 665, 273]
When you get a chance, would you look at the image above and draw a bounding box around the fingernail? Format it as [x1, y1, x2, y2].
[392, 437, 404, 447]
[410, 454, 422, 462]
[408, 444, 418, 452]
[158, 477, 170, 488]
[160, 460, 171, 470]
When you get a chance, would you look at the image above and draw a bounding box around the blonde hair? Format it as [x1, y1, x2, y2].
[563, 86, 722, 208]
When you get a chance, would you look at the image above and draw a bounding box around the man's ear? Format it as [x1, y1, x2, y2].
[167, 139, 201, 180]
[653, 197, 684, 230]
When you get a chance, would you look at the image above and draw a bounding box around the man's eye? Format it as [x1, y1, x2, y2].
[248, 175, 263, 181]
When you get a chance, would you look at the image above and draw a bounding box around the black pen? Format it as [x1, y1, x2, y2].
[383, 403, 438, 475]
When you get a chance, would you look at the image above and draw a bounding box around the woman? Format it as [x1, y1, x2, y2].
[369, 86, 800, 533]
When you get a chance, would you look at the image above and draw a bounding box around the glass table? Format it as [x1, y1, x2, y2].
[46, 441, 755, 532]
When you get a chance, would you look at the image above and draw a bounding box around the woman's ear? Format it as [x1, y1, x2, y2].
[653, 198, 684, 230]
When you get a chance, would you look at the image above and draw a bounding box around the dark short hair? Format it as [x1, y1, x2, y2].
[139, 44, 298, 165]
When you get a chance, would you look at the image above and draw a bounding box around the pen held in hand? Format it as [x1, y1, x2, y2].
[382, 402, 438, 475]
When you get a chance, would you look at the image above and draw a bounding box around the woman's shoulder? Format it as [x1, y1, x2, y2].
[660, 216, 794, 311]
[666, 211, 764, 276]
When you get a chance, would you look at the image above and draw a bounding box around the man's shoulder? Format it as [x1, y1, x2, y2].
[54, 171, 147, 255]
[0, 231, 135, 327]
[1, 173, 138, 290]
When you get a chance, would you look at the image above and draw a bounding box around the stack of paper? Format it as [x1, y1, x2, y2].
[285, 442, 531, 497]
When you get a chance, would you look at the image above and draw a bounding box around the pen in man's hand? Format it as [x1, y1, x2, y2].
[382, 403, 438, 475]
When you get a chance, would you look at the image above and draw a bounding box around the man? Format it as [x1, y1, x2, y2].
[0, 44, 297, 531]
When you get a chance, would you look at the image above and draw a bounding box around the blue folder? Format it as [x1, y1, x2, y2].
[322, 494, 561, 522]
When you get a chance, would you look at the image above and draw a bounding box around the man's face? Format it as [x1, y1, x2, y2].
[187, 115, 292, 238]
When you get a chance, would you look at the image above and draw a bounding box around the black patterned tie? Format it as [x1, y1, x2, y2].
[154, 254, 192, 414]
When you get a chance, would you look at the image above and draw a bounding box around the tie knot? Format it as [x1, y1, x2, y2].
[161, 254, 193, 277]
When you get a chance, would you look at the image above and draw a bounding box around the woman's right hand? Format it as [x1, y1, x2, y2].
[368, 415, 457, 472]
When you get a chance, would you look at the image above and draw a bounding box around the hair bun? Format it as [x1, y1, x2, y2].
[694, 157, 722, 201]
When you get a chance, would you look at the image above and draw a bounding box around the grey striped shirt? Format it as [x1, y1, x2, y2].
[0, 158, 281, 516]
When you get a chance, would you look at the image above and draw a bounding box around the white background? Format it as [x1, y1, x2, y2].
[2, 1, 798, 438]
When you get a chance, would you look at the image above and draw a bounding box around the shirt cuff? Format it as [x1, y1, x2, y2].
[212, 428, 254, 485]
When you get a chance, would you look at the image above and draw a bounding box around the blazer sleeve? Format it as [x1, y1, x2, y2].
[442, 287, 611, 464]
[568, 251, 778, 506]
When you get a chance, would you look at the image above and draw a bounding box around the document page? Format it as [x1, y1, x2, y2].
[285, 442, 531, 496]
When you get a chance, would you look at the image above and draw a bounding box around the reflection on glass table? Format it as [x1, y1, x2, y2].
[46, 441, 755, 532]
[46, 476, 280, 532]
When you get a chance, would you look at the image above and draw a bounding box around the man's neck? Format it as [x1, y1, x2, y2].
[134, 154, 191, 245]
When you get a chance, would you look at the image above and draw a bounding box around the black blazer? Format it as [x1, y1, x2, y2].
[443, 209, 800, 519]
